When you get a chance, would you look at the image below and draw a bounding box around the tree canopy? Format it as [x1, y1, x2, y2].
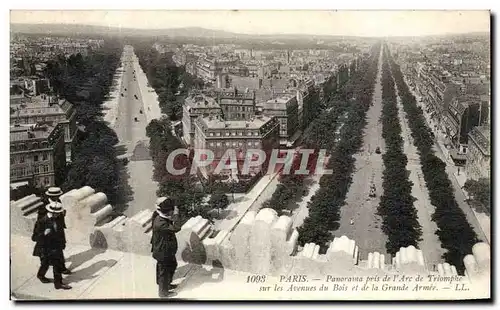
[44, 41, 124, 205]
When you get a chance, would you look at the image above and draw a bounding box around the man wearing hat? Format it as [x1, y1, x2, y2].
[151, 197, 181, 298]
[31, 187, 72, 289]
[36, 187, 71, 274]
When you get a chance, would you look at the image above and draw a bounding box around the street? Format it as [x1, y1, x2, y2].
[113, 45, 158, 217]
[334, 46, 387, 258]
[395, 83, 445, 266]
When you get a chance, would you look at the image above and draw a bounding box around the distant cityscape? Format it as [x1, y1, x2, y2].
[9, 13, 491, 301]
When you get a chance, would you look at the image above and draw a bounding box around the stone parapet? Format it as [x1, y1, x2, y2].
[10, 194, 43, 237]
[10, 186, 491, 289]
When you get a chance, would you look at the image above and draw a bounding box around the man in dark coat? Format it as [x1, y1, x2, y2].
[34, 187, 71, 275]
[151, 197, 181, 298]
[32, 200, 72, 290]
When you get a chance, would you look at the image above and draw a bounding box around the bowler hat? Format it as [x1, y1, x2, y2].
[46, 187, 63, 197]
[46, 201, 65, 213]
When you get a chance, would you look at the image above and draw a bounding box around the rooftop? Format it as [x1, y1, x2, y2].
[12, 98, 72, 117]
[469, 125, 491, 156]
[10, 124, 55, 142]
[185, 94, 219, 109]
[261, 95, 296, 110]
[199, 115, 272, 130]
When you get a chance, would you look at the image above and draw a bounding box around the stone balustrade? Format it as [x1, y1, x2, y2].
[10, 186, 491, 288]
[10, 194, 43, 237]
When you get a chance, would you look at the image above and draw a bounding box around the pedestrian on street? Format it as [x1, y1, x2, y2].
[31, 200, 72, 290]
[151, 197, 181, 298]
[35, 187, 72, 275]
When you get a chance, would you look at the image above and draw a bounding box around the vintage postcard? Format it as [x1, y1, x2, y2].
[9, 10, 491, 301]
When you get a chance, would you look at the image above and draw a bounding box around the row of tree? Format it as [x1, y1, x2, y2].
[296, 43, 382, 252]
[262, 73, 354, 215]
[378, 51, 422, 255]
[44, 42, 124, 205]
[134, 46, 203, 121]
[386, 46, 479, 274]
[262, 56, 360, 215]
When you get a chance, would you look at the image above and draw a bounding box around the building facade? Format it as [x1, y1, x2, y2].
[193, 114, 280, 179]
[260, 94, 299, 145]
[216, 87, 256, 121]
[11, 95, 77, 162]
[465, 126, 491, 180]
[10, 123, 66, 188]
[181, 93, 222, 145]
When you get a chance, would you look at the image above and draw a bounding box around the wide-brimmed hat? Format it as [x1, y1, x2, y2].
[157, 197, 176, 214]
[46, 201, 65, 213]
[45, 187, 63, 197]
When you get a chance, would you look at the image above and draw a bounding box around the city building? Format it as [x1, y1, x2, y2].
[442, 94, 489, 160]
[10, 123, 66, 188]
[193, 114, 280, 179]
[215, 87, 256, 121]
[465, 125, 491, 180]
[181, 93, 222, 145]
[260, 94, 299, 145]
[10, 94, 77, 162]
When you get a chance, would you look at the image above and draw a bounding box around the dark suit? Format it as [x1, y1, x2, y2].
[150, 214, 181, 297]
[35, 203, 69, 271]
[32, 213, 67, 285]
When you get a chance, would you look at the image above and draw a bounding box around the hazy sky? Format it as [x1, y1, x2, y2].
[10, 10, 490, 37]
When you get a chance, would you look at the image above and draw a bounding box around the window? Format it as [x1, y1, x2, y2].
[44, 177, 50, 185]
[34, 155, 39, 162]
[20, 156, 25, 163]
[232, 132, 236, 136]
[11, 156, 15, 164]
[238, 142, 243, 146]
[209, 132, 214, 137]
[217, 142, 221, 147]
[42, 153, 48, 161]
[216, 132, 221, 136]
[247, 142, 252, 146]
[43, 165, 49, 173]
[225, 132, 229, 136]
[209, 142, 214, 147]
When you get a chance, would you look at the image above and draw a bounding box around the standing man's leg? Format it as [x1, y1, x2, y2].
[36, 256, 50, 283]
[53, 251, 71, 290]
[167, 258, 178, 290]
[61, 253, 71, 274]
[157, 261, 169, 297]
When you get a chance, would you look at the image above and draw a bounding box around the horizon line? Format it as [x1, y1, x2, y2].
[10, 22, 491, 38]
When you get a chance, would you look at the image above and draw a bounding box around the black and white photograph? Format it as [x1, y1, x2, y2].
[8, 9, 491, 301]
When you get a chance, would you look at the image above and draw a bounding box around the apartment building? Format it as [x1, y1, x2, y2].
[11, 94, 77, 162]
[193, 114, 280, 179]
[466, 125, 491, 180]
[10, 123, 66, 188]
